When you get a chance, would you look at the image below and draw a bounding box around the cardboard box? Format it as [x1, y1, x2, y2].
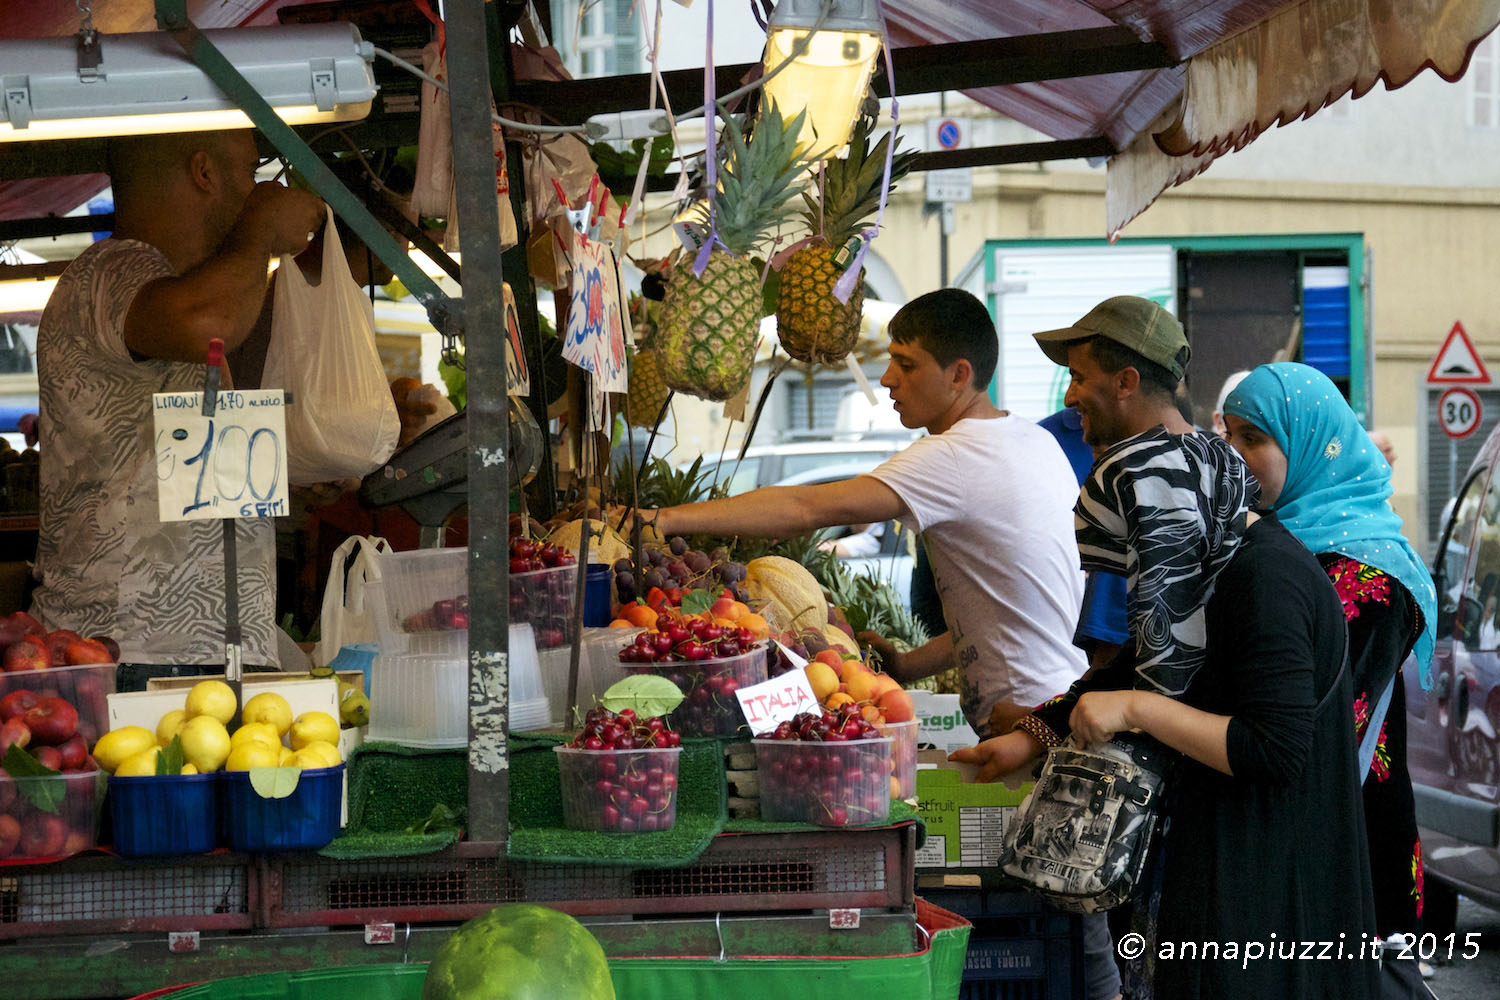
[909, 690, 981, 753]
[914, 748, 1033, 870]
[122, 672, 366, 762]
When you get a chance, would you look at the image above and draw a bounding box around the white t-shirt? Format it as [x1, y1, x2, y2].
[869, 415, 1086, 734]
[31, 239, 279, 667]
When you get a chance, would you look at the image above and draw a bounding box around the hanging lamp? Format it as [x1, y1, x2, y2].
[759, 0, 883, 159]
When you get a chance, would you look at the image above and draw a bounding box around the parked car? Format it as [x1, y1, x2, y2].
[773, 463, 917, 601]
[681, 438, 921, 603]
[1406, 424, 1500, 922]
[686, 434, 919, 497]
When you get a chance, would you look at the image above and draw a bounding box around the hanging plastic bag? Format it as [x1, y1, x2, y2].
[410, 40, 452, 218]
[312, 534, 390, 668]
[411, 41, 519, 253]
[263, 207, 401, 485]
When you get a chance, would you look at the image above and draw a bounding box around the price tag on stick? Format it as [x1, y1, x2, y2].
[153, 389, 290, 523]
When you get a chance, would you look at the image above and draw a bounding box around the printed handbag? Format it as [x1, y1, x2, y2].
[1000, 627, 1351, 914]
[999, 731, 1170, 914]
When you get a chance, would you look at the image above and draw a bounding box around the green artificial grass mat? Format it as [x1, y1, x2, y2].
[320, 741, 468, 859]
[321, 735, 922, 862]
[723, 798, 925, 848]
[505, 733, 729, 867]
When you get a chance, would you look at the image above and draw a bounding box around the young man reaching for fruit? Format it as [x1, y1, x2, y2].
[642, 289, 1089, 740]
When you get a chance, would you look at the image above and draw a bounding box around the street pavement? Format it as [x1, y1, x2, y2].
[1425, 897, 1500, 999]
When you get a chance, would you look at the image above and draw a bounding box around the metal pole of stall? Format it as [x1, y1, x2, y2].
[445, 0, 511, 846]
[486, 5, 558, 521]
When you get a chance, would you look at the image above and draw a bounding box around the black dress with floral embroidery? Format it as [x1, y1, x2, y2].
[1320, 554, 1423, 937]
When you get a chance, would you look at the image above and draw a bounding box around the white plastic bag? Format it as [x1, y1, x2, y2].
[312, 534, 390, 668]
[263, 207, 401, 485]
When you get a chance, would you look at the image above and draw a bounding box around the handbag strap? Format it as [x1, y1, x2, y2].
[1313, 622, 1351, 718]
[1357, 677, 1394, 785]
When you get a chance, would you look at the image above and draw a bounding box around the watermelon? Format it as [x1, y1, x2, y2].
[422, 903, 616, 1000]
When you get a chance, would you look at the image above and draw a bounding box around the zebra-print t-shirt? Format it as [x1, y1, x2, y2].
[1075, 427, 1253, 696]
[30, 239, 278, 667]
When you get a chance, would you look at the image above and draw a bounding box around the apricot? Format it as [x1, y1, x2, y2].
[843, 664, 879, 703]
[624, 604, 659, 629]
[608, 618, 634, 628]
[825, 692, 856, 711]
[738, 613, 770, 639]
[875, 687, 915, 723]
[805, 661, 840, 702]
[870, 672, 902, 700]
[812, 649, 844, 670]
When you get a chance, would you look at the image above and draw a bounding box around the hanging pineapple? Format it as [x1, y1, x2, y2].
[657, 103, 810, 401]
[625, 296, 671, 427]
[776, 113, 915, 365]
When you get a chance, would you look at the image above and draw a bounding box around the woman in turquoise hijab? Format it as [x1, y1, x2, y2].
[1223, 362, 1435, 940]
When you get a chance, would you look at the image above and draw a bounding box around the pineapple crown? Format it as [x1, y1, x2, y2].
[802, 112, 917, 244]
[705, 101, 812, 257]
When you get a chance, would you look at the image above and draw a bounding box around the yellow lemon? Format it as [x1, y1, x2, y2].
[93, 726, 157, 773]
[155, 709, 189, 747]
[114, 746, 163, 777]
[278, 746, 297, 766]
[180, 763, 199, 776]
[242, 692, 293, 736]
[289, 747, 334, 769]
[184, 680, 236, 724]
[298, 739, 342, 767]
[224, 741, 282, 772]
[289, 711, 340, 750]
[230, 722, 282, 749]
[179, 715, 232, 774]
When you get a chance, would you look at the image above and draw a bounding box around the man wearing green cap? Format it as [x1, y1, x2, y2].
[1021, 294, 1252, 700]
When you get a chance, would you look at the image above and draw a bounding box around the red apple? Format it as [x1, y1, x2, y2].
[0, 814, 20, 858]
[0, 623, 26, 657]
[32, 745, 61, 771]
[19, 814, 66, 858]
[2, 636, 51, 672]
[56, 733, 88, 770]
[43, 630, 81, 666]
[63, 638, 112, 666]
[0, 766, 14, 810]
[0, 716, 30, 753]
[0, 688, 38, 721]
[90, 635, 121, 662]
[6, 612, 46, 639]
[22, 697, 77, 746]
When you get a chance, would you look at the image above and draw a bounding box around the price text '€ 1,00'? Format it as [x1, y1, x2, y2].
[153, 390, 290, 522]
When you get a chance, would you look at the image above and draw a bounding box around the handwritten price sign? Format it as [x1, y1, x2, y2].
[153, 390, 290, 522]
[734, 668, 820, 736]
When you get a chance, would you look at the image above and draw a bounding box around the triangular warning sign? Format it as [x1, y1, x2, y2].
[1427, 321, 1491, 385]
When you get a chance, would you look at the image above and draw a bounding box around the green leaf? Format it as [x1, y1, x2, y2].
[680, 588, 714, 616]
[600, 675, 685, 720]
[248, 766, 302, 800]
[156, 735, 185, 777]
[843, 603, 870, 635]
[3, 744, 64, 813]
[404, 802, 467, 834]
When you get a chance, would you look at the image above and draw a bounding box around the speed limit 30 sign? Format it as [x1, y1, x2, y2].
[1439, 386, 1483, 439]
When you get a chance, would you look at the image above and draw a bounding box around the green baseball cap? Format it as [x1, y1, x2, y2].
[1032, 296, 1190, 380]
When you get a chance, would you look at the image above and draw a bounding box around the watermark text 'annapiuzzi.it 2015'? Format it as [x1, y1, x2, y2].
[1116, 931, 1483, 969]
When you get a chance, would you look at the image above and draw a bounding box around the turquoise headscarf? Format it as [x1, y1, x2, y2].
[1223, 363, 1436, 684]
